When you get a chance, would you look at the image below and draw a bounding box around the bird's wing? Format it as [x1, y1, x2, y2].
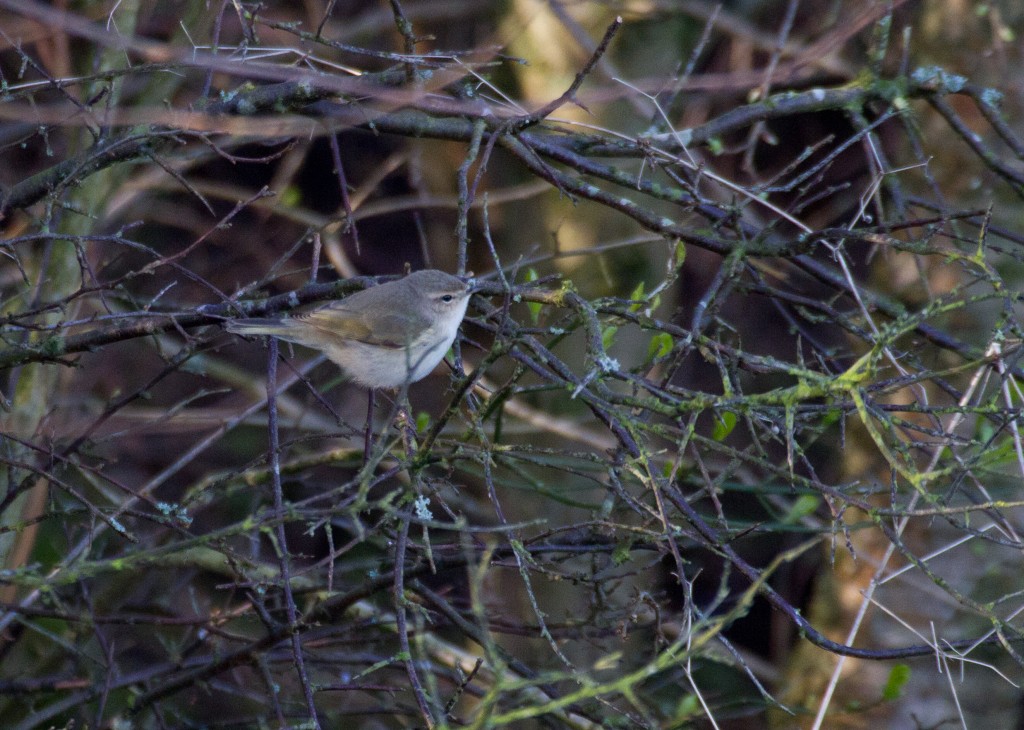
[299, 303, 429, 348]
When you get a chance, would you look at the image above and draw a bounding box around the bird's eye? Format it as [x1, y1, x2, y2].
[441, 294, 454, 302]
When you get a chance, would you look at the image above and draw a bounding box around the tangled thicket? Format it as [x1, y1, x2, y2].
[1, 1, 1024, 728]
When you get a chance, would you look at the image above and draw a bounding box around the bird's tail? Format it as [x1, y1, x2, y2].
[225, 318, 296, 339]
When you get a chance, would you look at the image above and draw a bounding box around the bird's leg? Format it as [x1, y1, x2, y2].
[363, 387, 376, 463]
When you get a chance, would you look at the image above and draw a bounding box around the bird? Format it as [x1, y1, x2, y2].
[226, 269, 474, 389]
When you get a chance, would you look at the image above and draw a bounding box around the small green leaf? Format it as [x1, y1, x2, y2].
[783, 494, 819, 524]
[673, 694, 700, 719]
[527, 301, 541, 323]
[602, 325, 618, 350]
[648, 332, 673, 359]
[628, 281, 645, 312]
[279, 185, 302, 207]
[612, 540, 632, 565]
[416, 411, 430, 433]
[674, 240, 687, 269]
[882, 664, 911, 701]
[525, 268, 541, 323]
[712, 411, 736, 441]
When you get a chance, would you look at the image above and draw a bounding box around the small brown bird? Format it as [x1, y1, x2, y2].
[226, 270, 473, 388]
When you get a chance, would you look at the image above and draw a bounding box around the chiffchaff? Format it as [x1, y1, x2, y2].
[226, 269, 473, 388]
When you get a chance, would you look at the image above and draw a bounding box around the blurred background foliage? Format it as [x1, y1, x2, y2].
[1, 0, 1024, 728]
